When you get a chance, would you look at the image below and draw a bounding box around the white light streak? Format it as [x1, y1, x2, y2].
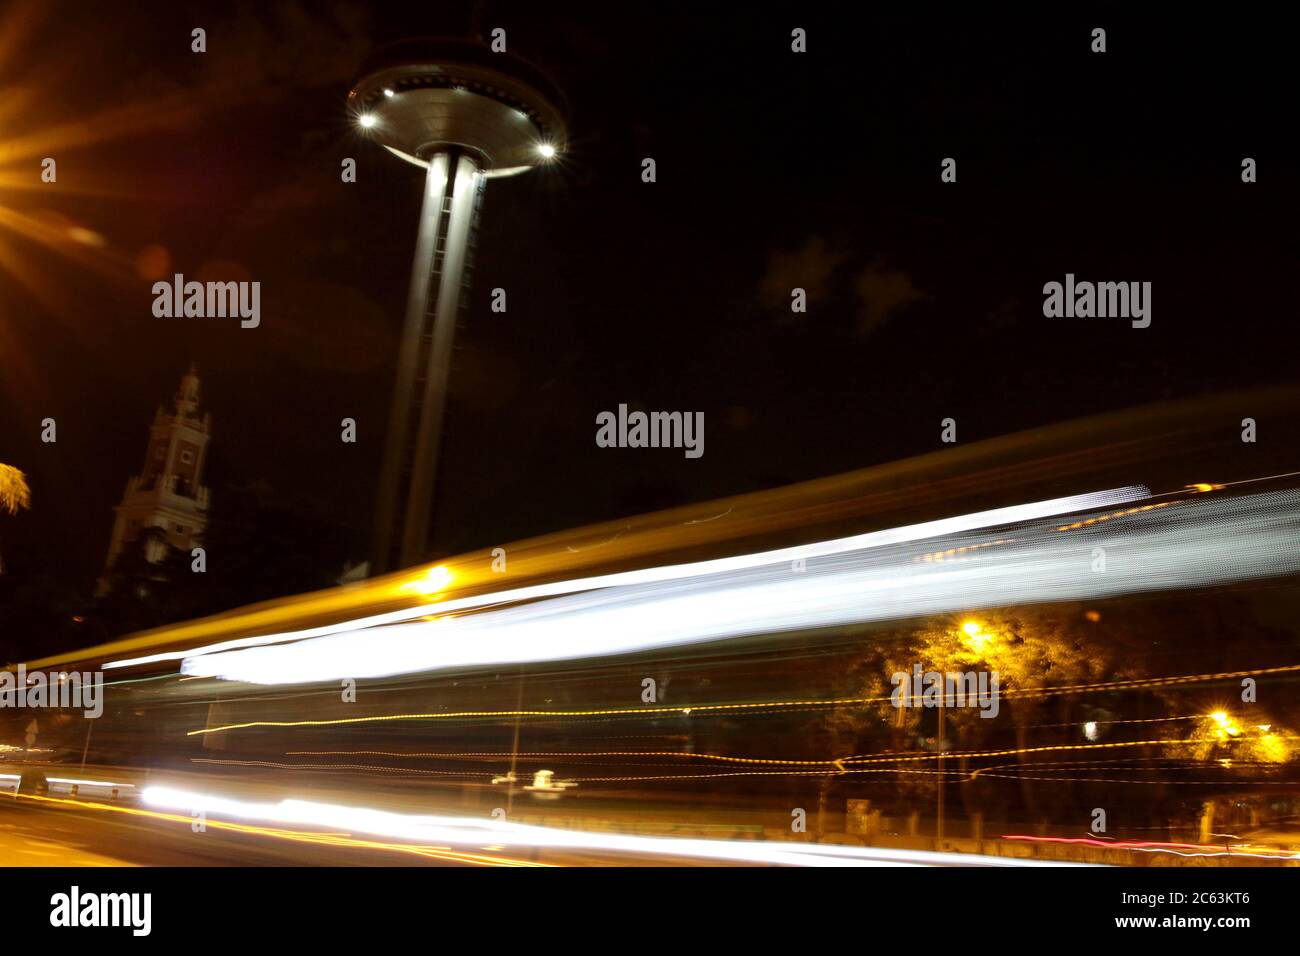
[113, 487, 1146, 671]
[179, 487, 1300, 685]
[141, 786, 1082, 867]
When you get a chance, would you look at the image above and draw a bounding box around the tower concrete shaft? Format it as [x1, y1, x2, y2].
[373, 149, 484, 572]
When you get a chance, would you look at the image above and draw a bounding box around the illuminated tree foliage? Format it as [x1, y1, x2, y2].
[0, 463, 31, 516]
[817, 593, 1300, 835]
[1167, 710, 1293, 766]
[811, 605, 1166, 830]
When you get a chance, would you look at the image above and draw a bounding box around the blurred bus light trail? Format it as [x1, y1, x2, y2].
[179, 487, 1300, 685]
[106, 486, 1147, 670]
[140, 786, 1088, 867]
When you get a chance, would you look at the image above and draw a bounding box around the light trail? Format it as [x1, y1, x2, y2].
[1002, 835, 1233, 851]
[138, 785, 1088, 867]
[977, 771, 1300, 786]
[186, 697, 878, 735]
[189, 663, 1300, 735]
[190, 758, 496, 777]
[175, 486, 1300, 686]
[286, 749, 843, 766]
[1000, 833, 1299, 861]
[11, 793, 544, 867]
[177, 739, 1297, 788]
[108, 487, 1147, 671]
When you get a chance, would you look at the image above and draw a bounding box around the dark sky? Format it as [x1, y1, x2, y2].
[0, 2, 1294, 599]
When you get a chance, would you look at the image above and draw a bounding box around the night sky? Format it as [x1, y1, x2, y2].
[0, 3, 1294, 622]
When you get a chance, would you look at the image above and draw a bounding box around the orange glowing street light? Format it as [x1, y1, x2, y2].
[960, 619, 992, 651]
[1209, 710, 1242, 738]
[398, 564, 455, 597]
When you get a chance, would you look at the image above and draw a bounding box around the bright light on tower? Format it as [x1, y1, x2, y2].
[358, 113, 377, 128]
[537, 142, 557, 159]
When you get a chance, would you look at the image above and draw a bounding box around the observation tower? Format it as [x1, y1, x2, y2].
[350, 38, 567, 572]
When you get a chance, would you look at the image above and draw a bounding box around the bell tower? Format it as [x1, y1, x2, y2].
[100, 365, 212, 585]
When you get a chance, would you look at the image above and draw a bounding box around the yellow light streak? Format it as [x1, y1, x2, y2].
[11, 792, 546, 867]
